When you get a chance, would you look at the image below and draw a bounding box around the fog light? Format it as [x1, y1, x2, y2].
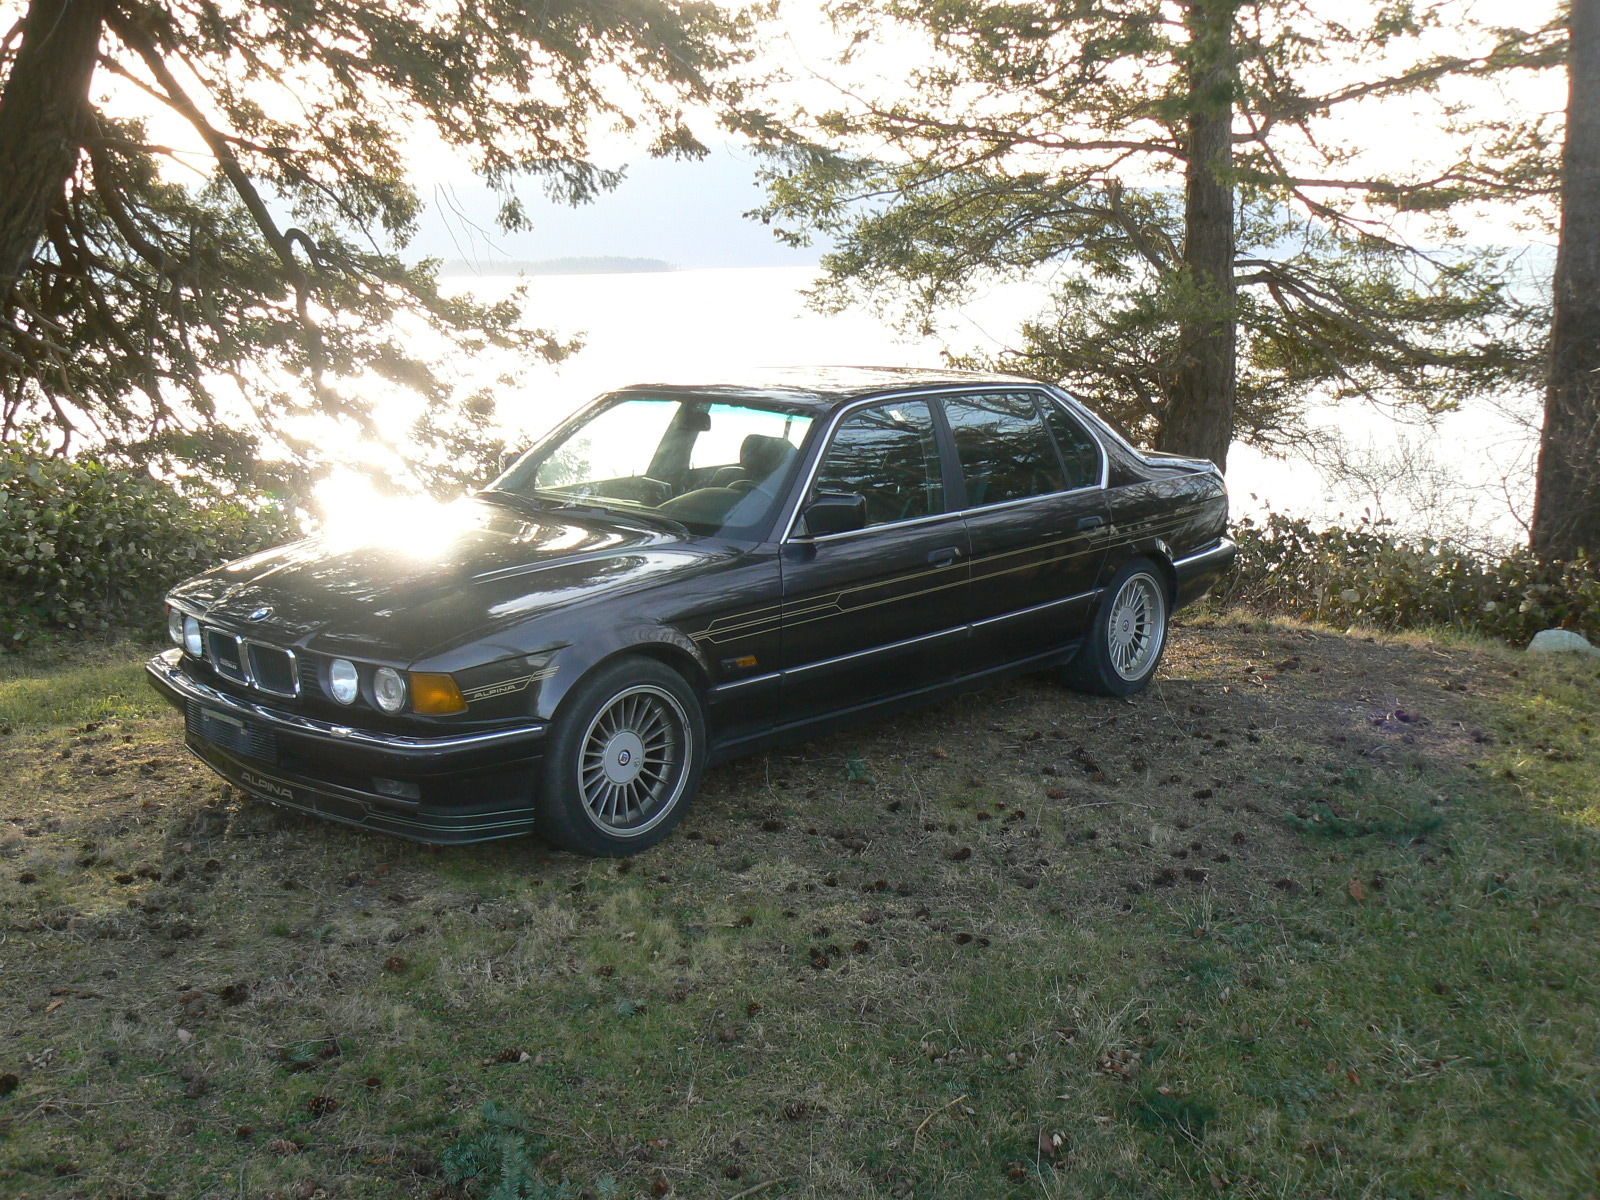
[410, 672, 467, 715]
[372, 777, 421, 801]
[328, 658, 359, 705]
[373, 666, 407, 713]
[183, 616, 204, 658]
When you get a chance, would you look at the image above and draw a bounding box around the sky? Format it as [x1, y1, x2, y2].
[87, 0, 1564, 270]
[408, 145, 821, 271]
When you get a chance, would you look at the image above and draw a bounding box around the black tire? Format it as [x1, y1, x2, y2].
[1062, 558, 1170, 696]
[536, 657, 705, 856]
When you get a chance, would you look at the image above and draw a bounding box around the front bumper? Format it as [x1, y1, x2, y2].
[146, 650, 546, 844]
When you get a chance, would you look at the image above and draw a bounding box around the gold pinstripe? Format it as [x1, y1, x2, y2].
[689, 505, 1210, 647]
[461, 665, 558, 704]
[692, 531, 1099, 646]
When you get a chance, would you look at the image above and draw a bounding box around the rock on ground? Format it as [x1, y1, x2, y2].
[1528, 628, 1600, 656]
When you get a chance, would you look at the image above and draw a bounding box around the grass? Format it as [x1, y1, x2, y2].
[0, 637, 164, 732]
[0, 617, 1596, 1199]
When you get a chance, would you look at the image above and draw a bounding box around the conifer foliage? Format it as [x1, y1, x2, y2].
[756, 0, 1561, 468]
[0, 0, 748, 483]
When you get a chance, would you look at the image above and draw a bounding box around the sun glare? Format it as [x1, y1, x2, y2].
[311, 471, 476, 556]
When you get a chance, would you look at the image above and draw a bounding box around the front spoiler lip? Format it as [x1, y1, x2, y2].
[186, 736, 538, 845]
[145, 649, 547, 763]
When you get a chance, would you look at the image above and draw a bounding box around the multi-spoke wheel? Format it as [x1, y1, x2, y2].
[578, 684, 689, 836]
[538, 658, 704, 855]
[1062, 558, 1170, 696]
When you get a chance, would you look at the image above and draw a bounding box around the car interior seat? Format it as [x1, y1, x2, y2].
[709, 434, 797, 491]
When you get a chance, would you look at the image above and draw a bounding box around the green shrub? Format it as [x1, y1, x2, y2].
[0, 446, 294, 648]
[1222, 512, 1600, 646]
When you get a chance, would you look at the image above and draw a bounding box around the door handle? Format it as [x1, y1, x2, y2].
[926, 546, 962, 566]
[1076, 515, 1107, 531]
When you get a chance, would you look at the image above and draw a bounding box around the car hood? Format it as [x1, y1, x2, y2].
[168, 498, 710, 662]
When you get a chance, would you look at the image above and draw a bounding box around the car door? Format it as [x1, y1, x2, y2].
[942, 390, 1111, 668]
[778, 397, 971, 721]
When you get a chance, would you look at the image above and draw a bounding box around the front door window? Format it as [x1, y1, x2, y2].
[814, 400, 944, 527]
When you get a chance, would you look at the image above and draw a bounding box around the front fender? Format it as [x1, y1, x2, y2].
[530, 622, 713, 724]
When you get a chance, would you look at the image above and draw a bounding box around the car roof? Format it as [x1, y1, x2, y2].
[610, 365, 1048, 414]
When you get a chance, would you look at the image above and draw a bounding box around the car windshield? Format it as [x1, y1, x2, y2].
[488, 394, 816, 539]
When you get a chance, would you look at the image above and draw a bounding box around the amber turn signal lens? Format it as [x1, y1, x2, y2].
[410, 672, 467, 715]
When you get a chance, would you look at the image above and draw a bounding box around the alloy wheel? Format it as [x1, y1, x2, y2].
[1106, 573, 1165, 681]
[577, 684, 690, 836]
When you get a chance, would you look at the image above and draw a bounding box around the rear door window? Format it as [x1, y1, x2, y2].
[1040, 398, 1104, 490]
[942, 392, 1067, 508]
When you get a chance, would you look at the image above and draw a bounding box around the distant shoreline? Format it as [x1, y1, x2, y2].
[438, 255, 677, 277]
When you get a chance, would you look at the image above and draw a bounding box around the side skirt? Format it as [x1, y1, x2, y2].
[705, 639, 1084, 765]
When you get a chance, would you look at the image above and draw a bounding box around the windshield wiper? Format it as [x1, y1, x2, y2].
[553, 499, 691, 538]
[600, 506, 692, 537]
[475, 488, 551, 517]
[478, 488, 692, 537]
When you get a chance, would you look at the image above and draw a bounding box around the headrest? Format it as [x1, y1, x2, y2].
[740, 434, 796, 480]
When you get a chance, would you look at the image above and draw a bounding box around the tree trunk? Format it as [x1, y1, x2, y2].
[1159, 0, 1238, 471]
[0, 0, 105, 293]
[1532, 0, 1600, 561]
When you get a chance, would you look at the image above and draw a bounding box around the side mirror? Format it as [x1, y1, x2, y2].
[799, 492, 866, 537]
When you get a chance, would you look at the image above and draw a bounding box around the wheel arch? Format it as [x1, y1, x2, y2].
[538, 632, 711, 725]
[1115, 541, 1178, 607]
[614, 641, 711, 697]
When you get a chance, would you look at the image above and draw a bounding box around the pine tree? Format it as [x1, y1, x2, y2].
[755, 0, 1560, 469]
[1532, 0, 1600, 560]
[0, 0, 748, 485]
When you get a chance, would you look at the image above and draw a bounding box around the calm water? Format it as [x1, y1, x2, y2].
[443, 264, 1536, 549]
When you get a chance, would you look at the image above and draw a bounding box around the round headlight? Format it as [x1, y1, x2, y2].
[373, 666, 407, 713]
[183, 616, 204, 658]
[167, 608, 184, 647]
[328, 658, 359, 705]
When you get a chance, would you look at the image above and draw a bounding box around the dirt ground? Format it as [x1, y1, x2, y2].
[1, 616, 1594, 1200]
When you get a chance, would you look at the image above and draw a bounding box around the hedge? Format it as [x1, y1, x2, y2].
[0, 447, 295, 648]
[1222, 512, 1599, 646]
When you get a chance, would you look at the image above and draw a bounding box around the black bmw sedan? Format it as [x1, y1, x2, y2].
[148, 367, 1235, 855]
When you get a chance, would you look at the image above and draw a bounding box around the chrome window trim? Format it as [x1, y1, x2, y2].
[806, 508, 968, 545]
[1042, 387, 1123, 492]
[780, 384, 1111, 544]
[953, 484, 1106, 520]
[1037, 391, 1111, 492]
